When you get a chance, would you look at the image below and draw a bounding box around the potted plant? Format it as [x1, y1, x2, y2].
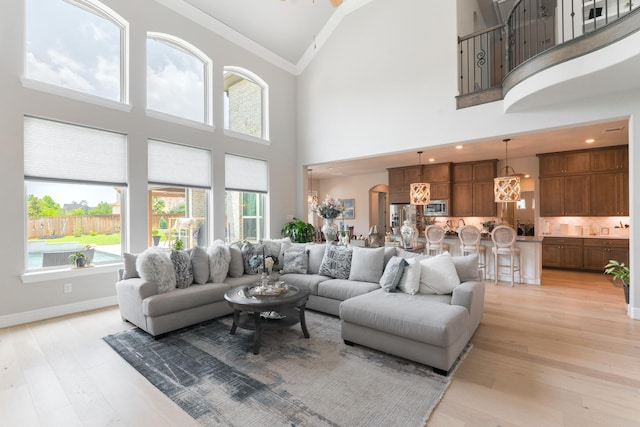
[69, 251, 88, 268]
[603, 259, 630, 304]
[281, 217, 316, 243]
[152, 228, 161, 246]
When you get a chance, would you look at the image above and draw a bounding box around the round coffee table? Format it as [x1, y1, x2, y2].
[224, 284, 311, 354]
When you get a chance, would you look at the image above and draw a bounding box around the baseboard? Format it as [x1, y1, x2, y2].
[628, 304, 640, 320]
[0, 296, 118, 328]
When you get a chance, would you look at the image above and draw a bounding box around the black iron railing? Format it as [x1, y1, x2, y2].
[458, 0, 639, 97]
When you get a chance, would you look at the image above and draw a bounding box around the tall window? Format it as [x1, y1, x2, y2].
[24, 117, 127, 271]
[148, 140, 211, 249]
[224, 67, 269, 140]
[147, 33, 212, 125]
[25, 0, 127, 102]
[225, 154, 268, 242]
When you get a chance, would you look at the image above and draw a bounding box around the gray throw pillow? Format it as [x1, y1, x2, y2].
[306, 244, 327, 274]
[207, 240, 231, 283]
[282, 250, 309, 274]
[122, 252, 139, 279]
[349, 246, 385, 283]
[451, 253, 480, 282]
[136, 247, 176, 294]
[190, 245, 210, 285]
[379, 256, 408, 292]
[319, 245, 352, 279]
[241, 242, 266, 275]
[170, 249, 193, 289]
[227, 241, 244, 278]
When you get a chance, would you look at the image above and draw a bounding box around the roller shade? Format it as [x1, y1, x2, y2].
[225, 154, 268, 193]
[148, 140, 211, 188]
[24, 116, 127, 186]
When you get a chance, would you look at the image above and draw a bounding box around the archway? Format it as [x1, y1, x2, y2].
[369, 184, 389, 235]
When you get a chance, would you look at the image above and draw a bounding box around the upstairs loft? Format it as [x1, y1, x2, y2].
[457, 0, 640, 109]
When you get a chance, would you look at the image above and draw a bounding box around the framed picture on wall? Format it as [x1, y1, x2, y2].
[342, 199, 355, 219]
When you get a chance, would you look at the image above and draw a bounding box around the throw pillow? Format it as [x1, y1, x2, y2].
[282, 250, 309, 274]
[397, 257, 421, 295]
[349, 246, 385, 283]
[190, 245, 210, 285]
[122, 252, 139, 279]
[241, 242, 266, 275]
[136, 247, 176, 294]
[419, 252, 461, 295]
[396, 247, 427, 259]
[379, 256, 408, 292]
[260, 238, 291, 270]
[170, 249, 193, 289]
[306, 244, 327, 275]
[451, 253, 480, 282]
[318, 245, 353, 279]
[227, 241, 244, 278]
[207, 240, 231, 283]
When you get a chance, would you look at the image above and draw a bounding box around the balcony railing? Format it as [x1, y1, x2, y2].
[457, 0, 639, 105]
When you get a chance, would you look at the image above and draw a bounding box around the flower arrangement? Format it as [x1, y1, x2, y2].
[312, 194, 344, 219]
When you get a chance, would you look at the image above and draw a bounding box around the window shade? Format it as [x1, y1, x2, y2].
[24, 116, 127, 185]
[148, 140, 211, 188]
[225, 154, 268, 193]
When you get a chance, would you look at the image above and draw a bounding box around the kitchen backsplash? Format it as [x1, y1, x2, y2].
[539, 217, 630, 237]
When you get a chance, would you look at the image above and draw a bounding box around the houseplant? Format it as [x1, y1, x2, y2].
[281, 217, 316, 243]
[152, 229, 161, 246]
[69, 251, 88, 267]
[603, 259, 630, 304]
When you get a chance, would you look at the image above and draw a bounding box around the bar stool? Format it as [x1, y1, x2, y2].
[425, 225, 449, 256]
[458, 224, 486, 279]
[491, 225, 521, 286]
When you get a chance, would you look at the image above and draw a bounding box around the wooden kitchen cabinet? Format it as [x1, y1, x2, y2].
[542, 237, 584, 269]
[451, 182, 473, 216]
[589, 172, 629, 216]
[538, 151, 590, 175]
[430, 183, 451, 200]
[422, 163, 451, 183]
[388, 166, 421, 204]
[539, 175, 590, 216]
[451, 160, 496, 217]
[583, 238, 629, 271]
[590, 146, 628, 172]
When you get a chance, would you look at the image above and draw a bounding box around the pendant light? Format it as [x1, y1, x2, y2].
[494, 138, 521, 202]
[307, 168, 318, 205]
[410, 151, 431, 205]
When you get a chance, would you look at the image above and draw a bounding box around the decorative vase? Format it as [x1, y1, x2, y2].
[400, 220, 414, 249]
[322, 218, 339, 243]
[75, 257, 86, 268]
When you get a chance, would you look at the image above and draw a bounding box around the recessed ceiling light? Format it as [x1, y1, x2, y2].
[428, 158, 435, 162]
[524, 174, 530, 178]
[456, 145, 463, 149]
[585, 138, 595, 143]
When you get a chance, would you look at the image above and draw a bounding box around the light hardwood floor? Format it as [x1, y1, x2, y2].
[1, 270, 638, 426]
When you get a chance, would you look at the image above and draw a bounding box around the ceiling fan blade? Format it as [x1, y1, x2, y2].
[329, 0, 343, 7]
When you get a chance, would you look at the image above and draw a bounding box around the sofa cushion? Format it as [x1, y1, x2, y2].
[279, 273, 330, 295]
[419, 252, 460, 295]
[339, 289, 469, 347]
[451, 253, 480, 282]
[379, 256, 407, 292]
[122, 252, 139, 279]
[383, 246, 396, 268]
[317, 279, 379, 301]
[306, 244, 326, 274]
[282, 250, 308, 274]
[227, 241, 244, 278]
[207, 240, 231, 283]
[190, 246, 210, 285]
[170, 249, 193, 289]
[136, 247, 176, 294]
[143, 282, 231, 317]
[397, 257, 424, 294]
[319, 245, 352, 279]
[348, 246, 384, 283]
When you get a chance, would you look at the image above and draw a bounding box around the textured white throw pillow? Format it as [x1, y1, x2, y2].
[349, 246, 385, 283]
[207, 240, 231, 283]
[419, 252, 461, 295]
[397, 257, 421, 295]
[136, 247, 176, 294]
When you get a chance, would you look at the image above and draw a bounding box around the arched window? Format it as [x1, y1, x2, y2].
[224, 67, 269, 141]
[25, 0, 128, 102]
[147, 33, 212, 125]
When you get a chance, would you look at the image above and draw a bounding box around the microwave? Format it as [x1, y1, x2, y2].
[424, 199, 448, 216]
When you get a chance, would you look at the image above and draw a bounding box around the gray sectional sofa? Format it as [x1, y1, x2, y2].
[115, 240, 485, 374]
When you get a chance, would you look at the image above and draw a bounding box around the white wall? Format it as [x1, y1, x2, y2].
[296, 0, 640, 318]
[0, 0, 298, 324]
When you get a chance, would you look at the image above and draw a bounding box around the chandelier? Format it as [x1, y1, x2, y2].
[410, 151, 431, 206]
[494, 138, 521, 202]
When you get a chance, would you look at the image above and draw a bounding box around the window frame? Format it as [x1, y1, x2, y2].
[146, 32, 214, 127]
[223, 66, 270, 142]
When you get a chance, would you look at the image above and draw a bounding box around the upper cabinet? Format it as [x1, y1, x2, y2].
[451, 160, 497, 217]
[388, 163, 451, 204]
[388, 165, 421, 204]
[538, 145, 628, 217]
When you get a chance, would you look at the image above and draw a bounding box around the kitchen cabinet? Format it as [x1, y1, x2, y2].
[590, 146, 628, 172]
[539, 175, 590, 216]
[422, 163, 451, 201]
[583, 238, 629, 271]
[388, 166, 421, 204]
[589, 172, 629, 216]
[451, 160, 497, 217]
[538, 151, 590, 175]
[542, 237, 584, 269]
[389, 163, 452, 204]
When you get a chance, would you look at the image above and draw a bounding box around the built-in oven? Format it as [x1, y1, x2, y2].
[424, 199, 448, 216]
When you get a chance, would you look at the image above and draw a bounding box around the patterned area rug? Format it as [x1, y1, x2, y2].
[104, 311, 470, 427]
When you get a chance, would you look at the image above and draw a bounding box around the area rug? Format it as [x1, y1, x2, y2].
[104, 311, 471, 427]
